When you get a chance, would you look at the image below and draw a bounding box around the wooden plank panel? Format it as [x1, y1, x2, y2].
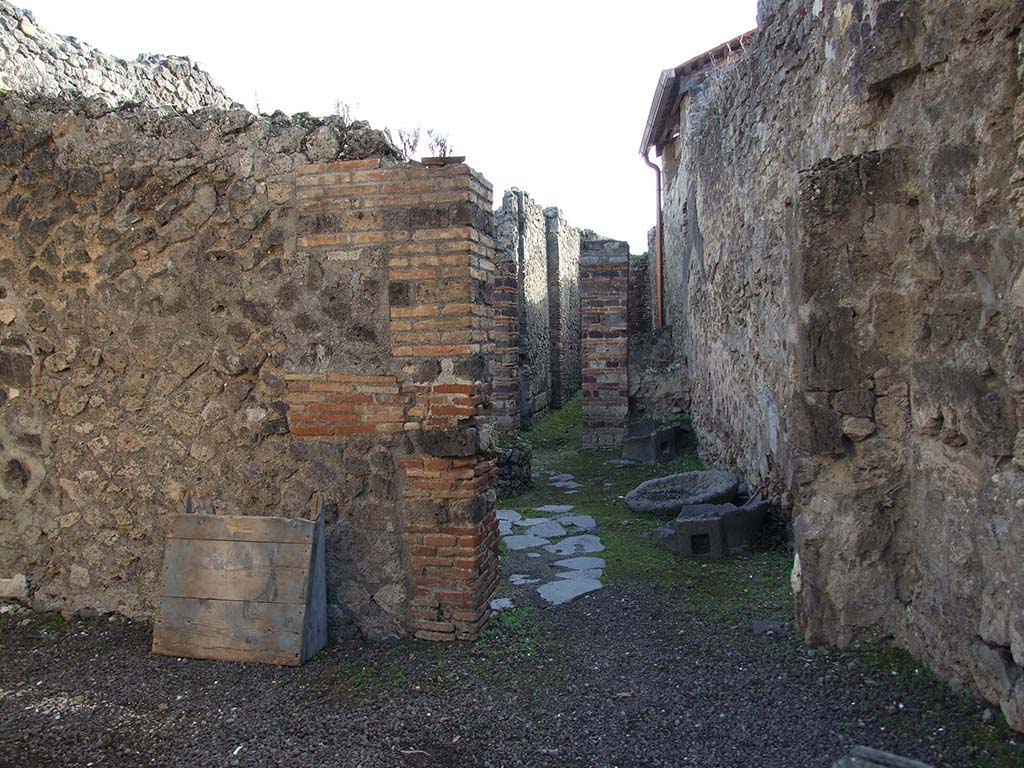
[301, 514, 328, 662]
[168, 514, 314, 544]
[152, 597, 304, 666]
[160, 539, 311, 604]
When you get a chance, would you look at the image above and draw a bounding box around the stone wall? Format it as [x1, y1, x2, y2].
[658, 0, 1024, 729]
[0, 93, 499, 643]
[492, 190, 586, 433]
[545, 207, 581, 409]
[0, 1, 237, 112]
[581, 240, 629, 449]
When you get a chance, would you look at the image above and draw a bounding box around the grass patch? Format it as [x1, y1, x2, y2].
[522, 394, 582, 450]
[849, 646, 1023, 767]
[506, 401, 793, 624]
[477, 605, 543, 662]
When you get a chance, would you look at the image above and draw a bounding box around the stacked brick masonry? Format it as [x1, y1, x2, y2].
[581, 240, 630, 449]
[491, 207, 521, 432]
[292, 158, 498, 641]
[492, 191, 586, 434]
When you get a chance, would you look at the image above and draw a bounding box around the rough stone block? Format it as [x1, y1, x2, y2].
[0, 573, 28, 601]
[655, 499, 770, 558]
[622, 423, 689, 464]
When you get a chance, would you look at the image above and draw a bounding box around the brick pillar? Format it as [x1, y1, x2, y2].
[491, 196, 521, 434]
[288, 157, 499, 641]
[581, 239, 629, 449]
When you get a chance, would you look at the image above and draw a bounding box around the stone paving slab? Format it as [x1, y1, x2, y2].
[496, 509, 522, 523]
[534, 504, 575, 514]
[537, 578, 602, 605]
[550, 473, 576, 482]
[503, 534, 550, 550]
[545, 535, 605, 555]
[558, 514, 596, 531]
[490, 597, 514, 611]
[551, 480, 583, 489]
[516, 517, 552, 527]
[510, 574, 541, 586]
[555, 568, 604, 580]
[554, 556, 606, 570]
[528, 521, 567, 538]
[499, 521, 513, 536]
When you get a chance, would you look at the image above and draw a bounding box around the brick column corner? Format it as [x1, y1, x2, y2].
[581, 239, 629, 450]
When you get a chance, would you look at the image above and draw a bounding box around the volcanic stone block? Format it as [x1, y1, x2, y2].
[655, 499, 771, 558]
[622, 423, 690, 464]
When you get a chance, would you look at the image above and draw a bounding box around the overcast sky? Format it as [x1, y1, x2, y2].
[23, 0, 758, 250]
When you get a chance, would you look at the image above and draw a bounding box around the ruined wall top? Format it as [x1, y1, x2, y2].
[0, 0, 238, 112]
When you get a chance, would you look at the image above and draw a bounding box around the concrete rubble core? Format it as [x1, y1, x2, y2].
[641, 0, 1024, 733]
[0, 0, 500, 645]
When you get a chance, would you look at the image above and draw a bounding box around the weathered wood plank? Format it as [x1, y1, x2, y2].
[160, 539, 311, 604]
[301, 513, 328, 661]
[167, 514, 314, 544]
[152, 597, 304, 666]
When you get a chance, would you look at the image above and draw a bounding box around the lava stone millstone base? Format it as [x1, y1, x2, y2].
[624, 470, 740, 518]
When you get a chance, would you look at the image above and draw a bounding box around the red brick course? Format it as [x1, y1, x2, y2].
[281, 156, 499, 641]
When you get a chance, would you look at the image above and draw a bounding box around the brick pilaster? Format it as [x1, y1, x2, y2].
[288, 157, 498, 641]
[581, 239, 629, 449]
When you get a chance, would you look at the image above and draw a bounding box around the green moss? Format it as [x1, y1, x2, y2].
[522, 394, 582, 450]
[507, 400, 792, 623]
[845, 646, 1024, 767]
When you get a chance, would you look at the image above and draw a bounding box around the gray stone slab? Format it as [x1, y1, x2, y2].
[510, 574, 540, 586]
[528, 521, 567, 538]
[557, 514, 596, 531]
[564, 490, 579, 495]
[498, 521, 513, 536]
[550, 473, 576, 482]
[490, 597, 514, 611]
[534, 504, 574, 514]
[496, 509, 522, 523]
[550, 480, 582, 489]
[554, 556, 606, 570]
[502, 534, 550, 550]
[516, 517, 552, 527]
[527, 552, 541, 558]
[537, 578, 602, 605]
[544, 535, 605, 556]
[555, 568, 603, 580]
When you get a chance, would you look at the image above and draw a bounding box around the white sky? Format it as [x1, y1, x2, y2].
[22, 0, 758, 250]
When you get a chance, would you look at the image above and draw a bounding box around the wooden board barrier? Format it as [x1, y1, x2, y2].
[152, 508, 327, 666]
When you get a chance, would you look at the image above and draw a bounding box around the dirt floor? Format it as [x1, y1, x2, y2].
[1, 399, 1021, 768]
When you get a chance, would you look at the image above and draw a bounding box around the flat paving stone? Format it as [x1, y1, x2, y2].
[534, 504, 575, 514]
[527, 552, 541, 558]
[554, 556, 606, 570]
[537, 578, 602, 605]
[498, 521, 513, 536]
[490, 597, 514, 611]
[510, 574, 541, 586]
[550, 480, 583, 489]
[503, 534, 550, 550]
[516, 517, 552, 527]
[528, 521, 567, 538]
[550, 473, 576, 482]
[496, 509, 522, 523]
[555, 568, 603, 580]
[544, 534, 605, 555]
[558, 514, 596, 531]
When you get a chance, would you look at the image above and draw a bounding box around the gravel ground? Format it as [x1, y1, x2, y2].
[1, 585, 1020, 768]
